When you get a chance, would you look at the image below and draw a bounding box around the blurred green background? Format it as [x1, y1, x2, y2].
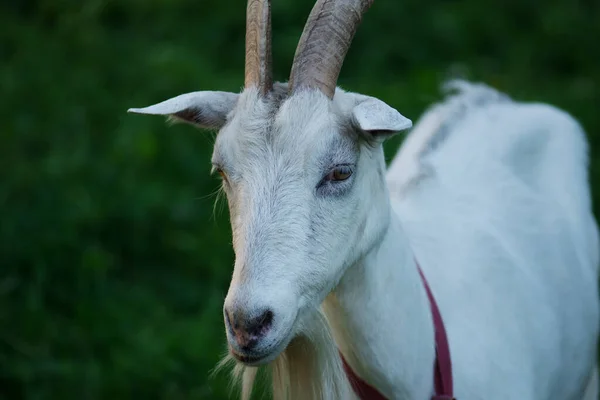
[1, 0, 598, 398]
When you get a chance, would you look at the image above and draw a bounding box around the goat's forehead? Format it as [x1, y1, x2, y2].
[215, 91, 341, 165]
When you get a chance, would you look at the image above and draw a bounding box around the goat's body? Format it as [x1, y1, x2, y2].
[381, 82, 599, 398]
[227, 81, 600, 400]
[127, 0, 598, 394]
[130, 72, 599, 398]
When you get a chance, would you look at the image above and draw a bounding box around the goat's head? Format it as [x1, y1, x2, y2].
[128, 0, 411, 366]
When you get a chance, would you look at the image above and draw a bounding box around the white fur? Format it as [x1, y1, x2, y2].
[329, 81, 600, 399]
[129, 80, 599, 399]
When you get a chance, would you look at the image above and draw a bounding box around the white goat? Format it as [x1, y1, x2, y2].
[128, 0, 600, 398]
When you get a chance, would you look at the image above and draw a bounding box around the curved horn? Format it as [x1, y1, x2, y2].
[289, 0, 374, 99]
[245, 0, 273, 94]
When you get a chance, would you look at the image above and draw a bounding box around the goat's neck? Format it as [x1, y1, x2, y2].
[322, 210, 436, 399]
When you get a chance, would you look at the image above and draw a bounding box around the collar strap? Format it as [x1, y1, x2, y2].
[339, 262, 455, 400]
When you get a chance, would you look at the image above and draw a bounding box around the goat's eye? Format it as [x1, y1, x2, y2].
[214, 167, 228, 183]
[327, 166, 353, 182]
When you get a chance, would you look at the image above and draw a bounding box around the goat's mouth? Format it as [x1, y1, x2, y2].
[229, 324, 296, 366]
[230, 349, 271, 366]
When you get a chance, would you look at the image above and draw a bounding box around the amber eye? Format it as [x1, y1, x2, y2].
[215, 168, 228, 183]
[329, 166, 353, 182]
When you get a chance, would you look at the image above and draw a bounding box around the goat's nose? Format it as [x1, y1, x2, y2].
[224, 307, 274, 350]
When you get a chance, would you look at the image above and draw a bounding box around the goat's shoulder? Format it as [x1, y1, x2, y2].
[385, 80, 511, 197]
[386, 80, 588, 199]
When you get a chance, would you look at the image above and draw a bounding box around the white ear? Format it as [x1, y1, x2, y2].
[352, 97, 412, 137]
[128, 91, 239, 130]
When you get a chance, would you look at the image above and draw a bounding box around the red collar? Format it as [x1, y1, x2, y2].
[339, 262, 455, 400]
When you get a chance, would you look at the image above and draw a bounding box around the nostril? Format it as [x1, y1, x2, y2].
[248, 309, 273, 337]
[261, 309, 274, 328]
[224, 308, 235, 334]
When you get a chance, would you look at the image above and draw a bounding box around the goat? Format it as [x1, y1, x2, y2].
[127, 0, 600, 398]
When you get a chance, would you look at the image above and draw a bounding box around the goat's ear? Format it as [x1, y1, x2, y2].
[128, 91, 239, 130]
[351, 96, 412, 141]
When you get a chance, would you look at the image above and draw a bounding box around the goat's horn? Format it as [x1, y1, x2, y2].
[289, 0, 374, 99]
[245, 0, 273, 94]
